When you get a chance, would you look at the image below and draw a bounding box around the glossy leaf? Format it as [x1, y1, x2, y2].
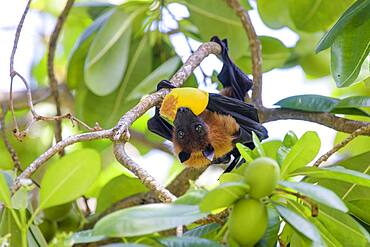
[94, 204, 206, 237]
[185, 0, 250, 58]
[184, 223, 220, 237]
[346, 199, 370, 224]
[274, 205, 322, 243]
[331, 12, 370, 87]
[126, 56, 181, 101]
[292, 166, 370, 187]
[252, 131, 266, 157]
[174, 189, 207, 206]
[288, 0, 354, 32]
[0, 172, 11, 207]
[0, 208, 22, 247]
[39, 149, 101, 209]
[96, 174, 148, 213]
[336, 96, 370, 108]
[317, 0, 370, 52]
[84, 8, 142, 96]
[67, 10, 113, 89]
[199, 182, 249, 212]
[280, 131, 320, 177]
[69, 230, 106, 244]
[317, 204, 370, 246]
[235, 36, 291, 73]
[257, 0, 292, 29]
[280, 181, 348, 212]
[275, 94, 339, 112]
[236, 143, 254, 163]
[159, 236, 223, 247]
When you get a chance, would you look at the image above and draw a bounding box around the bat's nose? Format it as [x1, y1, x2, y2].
[178, 107, 190, 113]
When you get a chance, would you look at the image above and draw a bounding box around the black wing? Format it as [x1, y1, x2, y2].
[207, 93, 268, 144]
[147, 107, 173, 141]
[211, 36, 253, 101]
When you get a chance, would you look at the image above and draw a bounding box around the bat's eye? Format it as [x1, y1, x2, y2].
[195, 124, 203, 133]
[177, 130, 185, 139]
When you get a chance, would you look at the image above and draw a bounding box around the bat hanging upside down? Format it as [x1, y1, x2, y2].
[147, 36, 268, 172]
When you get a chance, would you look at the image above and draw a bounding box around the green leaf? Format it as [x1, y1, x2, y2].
[236, 143, 254, 163]
[261, 140, 282, 161]
[317, 204, 370, 247]
[274, 204, 322, 243]
[235, 36, 291, 73]
[0, 208, 22, 247]
[336, 96, 370, 108]
[275, 94, 339, 112]
[96, 174, 148, 213]
[277, 131, 297, 165]
[280, 131, 320, 178]
[126, 56, 181, 101]
[288, 0, 354, 32]
[199, 182, 249, 212]
[292, 166, 370, 188]
[279, 181, 348, 212]
[184, 0, 250, 58]
[257, 0, 292, 29]
[39, 149, 101, 209]
[316, 0, 370, 52]
[67, 10, 112, 89]
[69, 230, 106, 244]
[175, 189, 208, 206]
[159, 236, 223, 247]
[331, 12, 370, 87]
[219, 173, 245, 184]
[93, 204, 206, 237]
[107, 34, 152, 125]
[184, 223, 220, 237]
[0, 172, 11, 207]
[252, 132, 266, 157]
[275, 94, 370, 116]
[346, 199, 370, 224]
[11, 187, 28, 210]
[257, 207, 280, 247]
[84, 8, 143, 96]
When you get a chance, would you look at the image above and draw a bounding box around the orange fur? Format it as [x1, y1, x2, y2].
[174, 110, 239, 168]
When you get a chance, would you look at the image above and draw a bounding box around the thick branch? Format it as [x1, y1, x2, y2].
[114, 143, 176, 202]
[260, 107, 370, 135]
[47, 0, 75, 155]
[12, 129, 113, 192]
[226, 0, 263, 106]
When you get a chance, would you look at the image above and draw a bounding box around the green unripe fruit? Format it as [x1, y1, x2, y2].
[229, 198, 268, 246]
[43, 203, 72, 221]
[244, 157, 280, 199]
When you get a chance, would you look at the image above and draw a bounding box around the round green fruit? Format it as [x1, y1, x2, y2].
[229, 198, 268, 246]
[244, 157, 280, 199]
[57, 210, 81, 232]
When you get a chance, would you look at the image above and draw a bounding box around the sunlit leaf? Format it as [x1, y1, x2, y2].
[39, 149, 101, 209]
[0, 172, 11, 207]
[159, 236, 223, 247]
[94, 204, 206, 237]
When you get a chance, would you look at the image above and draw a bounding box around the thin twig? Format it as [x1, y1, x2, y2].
[226, 0, 263, 106]
[275, 188, 318, 217]
[47, 0, 75, 155]
[313, 125, 370, 167]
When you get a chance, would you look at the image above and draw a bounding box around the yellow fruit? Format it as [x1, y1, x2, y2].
[244, 157, 280, 198]
[229, 198, 268, 246]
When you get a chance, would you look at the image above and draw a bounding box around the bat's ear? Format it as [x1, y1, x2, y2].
[178, 151, 191, 163]
[202, 144, 215, 161]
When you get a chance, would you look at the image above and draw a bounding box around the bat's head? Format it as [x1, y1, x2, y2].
[173, 107, 214, 163]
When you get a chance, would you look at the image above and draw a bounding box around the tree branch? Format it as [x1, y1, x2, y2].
[313, 124, 370, 167]
[226, 0, 263, 106]
[260, 107, 370, 135]
[47, 0, 75, 155]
